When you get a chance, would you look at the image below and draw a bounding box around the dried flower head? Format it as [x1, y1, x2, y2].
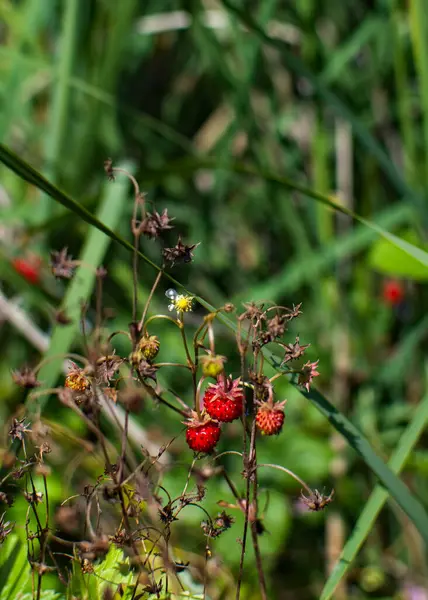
[129, 353, 157, 380]
[11, 366, 40, 389]
[281, 336, 310, 364]
[8, 418, 31, 441]
[137, 334, 160, 361]
[65, 363, 90, 392]
[241, 301, 265, 323]
[140, 209, 174, 239]
[96, 355, 123, 384]
[300, 489, 334, 512]
[50, 247, 76, 279]
[163, 236, 199, 266]
[298, 360, 320, 392]
[267, 314, 287, 339]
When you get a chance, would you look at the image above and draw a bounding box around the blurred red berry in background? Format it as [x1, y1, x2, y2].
[11, 256, 42, 285]
[382, 279, 404, 306]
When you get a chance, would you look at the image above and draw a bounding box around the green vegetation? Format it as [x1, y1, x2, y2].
[1, 1, 428, 598]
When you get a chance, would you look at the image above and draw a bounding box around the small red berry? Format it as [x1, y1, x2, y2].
[185, 418, 221, 453]
[255, 401, 286, 436]
[204, 376, 243, 423]
[12, 257, 41, 285]
[382, 279, 404, 306]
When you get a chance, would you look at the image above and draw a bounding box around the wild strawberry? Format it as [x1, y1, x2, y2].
[12, 256, 41, 285]
[185, 412, 221, 453]
[382, 279, 404, 306]
[137, 334, 160, 361]
[204, 376, 243, 423]
[255, 400, 286, 436]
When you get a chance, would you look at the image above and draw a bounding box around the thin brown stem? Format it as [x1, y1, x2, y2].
[139, 269, 163, 331]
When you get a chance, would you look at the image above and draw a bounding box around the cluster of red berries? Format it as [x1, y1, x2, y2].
[185, 375, 286, 453]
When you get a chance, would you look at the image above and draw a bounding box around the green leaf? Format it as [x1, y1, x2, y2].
[0, 535, 30, 600]
[320, 389, 428, 599]
[368, 228, 428, 280]
[31, 161, 134, 415]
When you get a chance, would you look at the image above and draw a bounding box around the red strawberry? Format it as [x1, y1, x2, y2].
[12, 256, 41, 285]
[382, 279, 404, 306]
[185, 413, 221, 453]
[255, 400, 286, 436]
[204, 376, 243, 423]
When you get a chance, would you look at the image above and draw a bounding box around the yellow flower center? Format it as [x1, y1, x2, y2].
[174, 295, 193, 312]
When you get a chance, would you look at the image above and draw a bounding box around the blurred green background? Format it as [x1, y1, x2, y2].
[1, 0, 428, 598]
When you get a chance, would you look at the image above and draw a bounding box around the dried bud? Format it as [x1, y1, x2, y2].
[12, 367, 40, 389]
[129, 353, 157, 381]
[241, 302, 265, 322]
[8, 418, 31, 441]
[24, 491, 43, 504]
[298, 360, 320, 392]
[200, 354, 226, 378]
[140, 209, 174, 239]
[300, 489, 334, 512]
[50, 248, 76, 279]
[163, 236, 199, 266]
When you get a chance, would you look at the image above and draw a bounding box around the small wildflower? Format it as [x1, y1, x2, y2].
[50, 248, 76, 279]
[200, 354, 226, 378]
[8, 418, 31, 441]
[163, 236, 199, 266]
[140, 209, 174, 239]
[300, 489, 334, 512]
[137, 334, 160, 361]
[298, 360, 320, 392]
[281, 336, 310, 364]
[0, 513, 13, 544]
[12, 366, 40, 389]
[65, 363, 90, 392]
[167, 292, 194, 313]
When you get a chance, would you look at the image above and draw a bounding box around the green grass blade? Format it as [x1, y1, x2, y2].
[144, 158, 428, 271]
[32, 161, 133, 415]
[299, 385, 428, 547]
[320, 389, 428, 599]
[219, 0, 423, 213]
[39, 0, 79, 221]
